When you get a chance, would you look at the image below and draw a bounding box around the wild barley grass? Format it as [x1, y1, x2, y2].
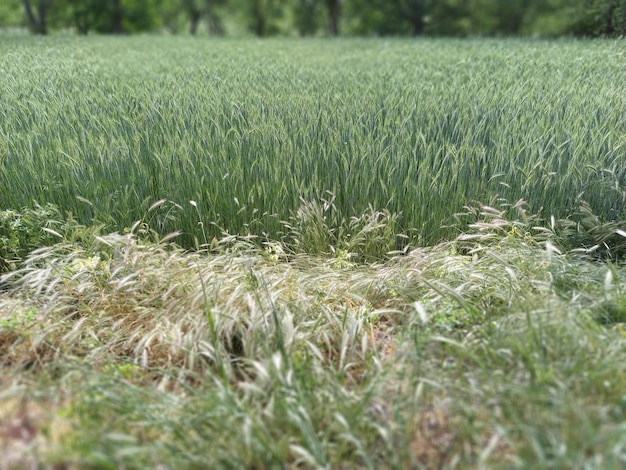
[2, 219, 626, 467]
[1, 37, 623, 253]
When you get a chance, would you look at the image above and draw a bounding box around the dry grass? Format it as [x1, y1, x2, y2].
[0, 212, 624, 467]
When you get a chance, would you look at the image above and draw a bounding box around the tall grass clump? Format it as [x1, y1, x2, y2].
[2, 217, 626, 467]
[0, 37, 623, 256]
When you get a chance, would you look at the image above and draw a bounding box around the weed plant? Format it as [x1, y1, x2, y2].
[1, 213, 626, 468]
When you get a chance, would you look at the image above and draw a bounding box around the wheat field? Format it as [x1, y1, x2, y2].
[1, 37, 623, 254]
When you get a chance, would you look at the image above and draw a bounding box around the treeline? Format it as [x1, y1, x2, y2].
[1, 0, 625, 37]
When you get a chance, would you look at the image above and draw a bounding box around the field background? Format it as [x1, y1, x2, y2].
[1, 37, 624, 252]
[1, 37, 626, 469]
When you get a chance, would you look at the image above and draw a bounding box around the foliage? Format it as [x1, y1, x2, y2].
[345, 0, 426, 36]
[0, 204, 71, 272]
[569, 0, 626, 37]
[6, 0, 626, 36]
[57, 0, 163, 34]
[0, 0, 23, 28]
[294, 0, 323, 36]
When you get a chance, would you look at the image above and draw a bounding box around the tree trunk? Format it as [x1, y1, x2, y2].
[36, 0, 49, 34]
[252, 0, 267, 37]
[189, 10, 201, 34]
[111, 0, 123, 34]
[605, 0, 616, 36]
[406, 0, 427, 36]
[22, 0, 50, 35]
[22, 0, 38, 32]
[206, 0, 224, 35]
[326, 0, 340, 36]
[412, 15, 425, 35]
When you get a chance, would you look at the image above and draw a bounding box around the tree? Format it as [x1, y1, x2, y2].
[607, 0, 618, 35]
[22, 0, 52, 34]
[492, 0, 532, 35]
[0, 0, 24, 27]
[238, 0, 288, 37]
[326, 0, 340, 35]
[295, 0, 322, 36]
[61, 0, 99, 34]
[251, 0, 266, 35]
[183, 0, 202, 33]
[568, 0, 624, 36]
[404, 0, 429, 35]
[205, 0, 227, 35]
[183, 0, 226, 35]
[11, 0, 626, 37]
[109, 0, 122, 32]
[58, 0, 162, 34]
[345, 0, 433, 36]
